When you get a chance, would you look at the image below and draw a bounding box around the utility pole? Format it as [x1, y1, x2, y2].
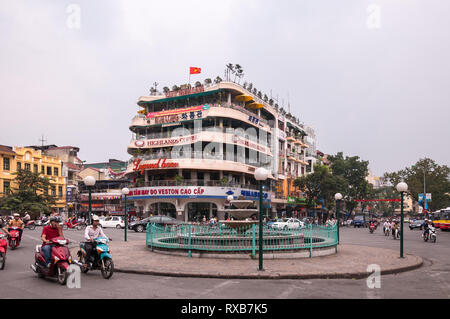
[39, 134, 47, 148]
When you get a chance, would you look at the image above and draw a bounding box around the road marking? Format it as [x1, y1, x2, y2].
[278, 284, 305, 299]
[195, 280, 239, 298]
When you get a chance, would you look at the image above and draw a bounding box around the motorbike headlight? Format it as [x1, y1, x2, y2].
[57, 240, 67, 245]
[97, 248, 104, 253]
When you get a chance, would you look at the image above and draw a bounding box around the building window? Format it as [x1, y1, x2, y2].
[47, 166, 52, 176]
[17, 162, 22, 170]
[58, 186, 63, 198]
[34, 164, 38, 173]
[54, 167, 59, 176]
[41, 165, 45, 174]
[51, 186, 56, 196]
[3, 158, 10, 171]
[3, 181, 10, 195]
[25, 163, 31, 171]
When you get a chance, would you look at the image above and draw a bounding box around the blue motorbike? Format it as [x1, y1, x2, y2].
[77, 236, 114, 279]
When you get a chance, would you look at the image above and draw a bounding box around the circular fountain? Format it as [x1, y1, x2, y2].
[146, 195, 338, 258]
[220, 196, 259, 233]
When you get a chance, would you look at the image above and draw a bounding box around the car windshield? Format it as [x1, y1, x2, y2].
[354, 216, 364, 221]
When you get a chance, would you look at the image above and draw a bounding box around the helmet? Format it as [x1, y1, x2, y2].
[92, 215, 100, 221]
[13, 213, 20, 217]
[49, 216, 59, 222]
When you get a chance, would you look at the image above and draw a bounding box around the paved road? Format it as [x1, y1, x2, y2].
[1, 224, 449, 299]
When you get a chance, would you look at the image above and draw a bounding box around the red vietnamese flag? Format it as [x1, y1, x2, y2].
[190, 67, 201, 74]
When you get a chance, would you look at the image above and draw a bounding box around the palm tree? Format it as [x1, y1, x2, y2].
[194, 81, 202, 87]
[226, 63, 234, 81]
[172, 85, 180, 91]
[247, 83, 253, 92]
[269, 98, 274, 106]
[243, 81, 248, 89]
[252, 88, 257, 95]
[263, 94, 268, 102]
[257, 91, 262, 99]
[234, 64, 244, 83]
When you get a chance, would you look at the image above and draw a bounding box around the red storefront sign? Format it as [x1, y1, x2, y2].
[133, 158, 179, 174]
[164, 86, 204, 98]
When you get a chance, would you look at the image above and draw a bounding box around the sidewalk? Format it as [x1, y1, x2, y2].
[71, 240, 423, 279]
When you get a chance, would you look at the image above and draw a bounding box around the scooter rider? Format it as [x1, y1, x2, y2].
[422, 219, 431, 239]
[8, 213, 25, 242]
[0, 218, 10, 236]
[83, 215, 112, 267]
[41, 216, 63, 268]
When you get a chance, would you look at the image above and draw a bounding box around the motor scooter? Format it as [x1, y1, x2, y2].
[25, 220, 36, 230]
[8, 226, 21, 249]
[30, 236, 78, 285]
[62, 221, 83, 230]
[77, 236, 114, 279]
[384, 226, 390, 236]
[0, 232, 7, 270]
[392, 227, 400, 240]
[369, 224, 375, 234]
[423, 226, 437, 243]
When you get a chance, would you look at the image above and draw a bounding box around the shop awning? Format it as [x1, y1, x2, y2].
[246, 102, 264, 109]
[234, 94, 253, 102]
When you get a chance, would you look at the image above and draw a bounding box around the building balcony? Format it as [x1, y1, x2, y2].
[131, 179, 262, 190]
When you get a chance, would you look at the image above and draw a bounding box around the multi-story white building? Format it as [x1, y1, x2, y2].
[125, 81, 314, 221]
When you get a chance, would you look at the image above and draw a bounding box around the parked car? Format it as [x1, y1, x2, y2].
[129, 215, 181, 232]
[270, 218, 304, 230]
[409, 219, 425, 230]
[100, 216, 125, 229]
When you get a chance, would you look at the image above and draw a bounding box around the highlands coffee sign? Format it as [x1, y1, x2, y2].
[132, 158, 179, 174]
[134, 135, 197, 148]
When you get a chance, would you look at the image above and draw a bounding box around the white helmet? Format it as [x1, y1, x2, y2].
[92, 215, 100, 221]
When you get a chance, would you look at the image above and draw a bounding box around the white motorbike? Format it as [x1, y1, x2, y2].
[392, 228, 400, 240]
[384, 226, 390, 236]
[423, 226, 437, 243]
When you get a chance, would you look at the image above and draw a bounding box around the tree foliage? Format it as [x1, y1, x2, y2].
[294, 164, 347, 210]
[0, 169, 57, 218]
[328, 152, 372, 213]
[384, 158, 450, 211]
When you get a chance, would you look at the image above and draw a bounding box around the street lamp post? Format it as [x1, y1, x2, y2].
[334, 193, 343, 244]
[396, 182, 408, 258]
[122, 188, 130, 242]
[83, 176, 96, 225]
[255, 167, 269, 271]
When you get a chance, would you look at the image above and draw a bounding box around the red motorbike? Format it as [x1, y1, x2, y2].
[369, 223, 375, 234]
[25, 220, 36, 230]
[0, 232, 7, 270]
[8, 226, 21, 249]
[62, 221, 84, 231]
[31, 236, 74, 285]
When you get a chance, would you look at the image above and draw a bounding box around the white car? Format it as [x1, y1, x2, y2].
[271, 218, 304, 230]
[100, 216, 125, 229]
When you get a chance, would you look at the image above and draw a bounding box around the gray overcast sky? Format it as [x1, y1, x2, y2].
[1, 0, 449, 176]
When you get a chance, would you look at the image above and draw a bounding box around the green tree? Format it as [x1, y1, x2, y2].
[294, 164, 347, 211]
[328, 152, 371, 214]
[384, 158, 450, 211]
[204, 78, 212, 86]
[0, 169, 57, 218]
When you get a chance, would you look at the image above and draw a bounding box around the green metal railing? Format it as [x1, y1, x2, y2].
[146, 222, 338, 258]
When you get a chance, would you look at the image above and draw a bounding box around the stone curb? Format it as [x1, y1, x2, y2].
[112, 255, 423, 280]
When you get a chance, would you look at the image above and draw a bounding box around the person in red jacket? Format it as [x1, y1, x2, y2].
[41, 216, 63, 268]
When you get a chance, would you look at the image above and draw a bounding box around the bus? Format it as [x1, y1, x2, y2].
[433, 208, 450, 230]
